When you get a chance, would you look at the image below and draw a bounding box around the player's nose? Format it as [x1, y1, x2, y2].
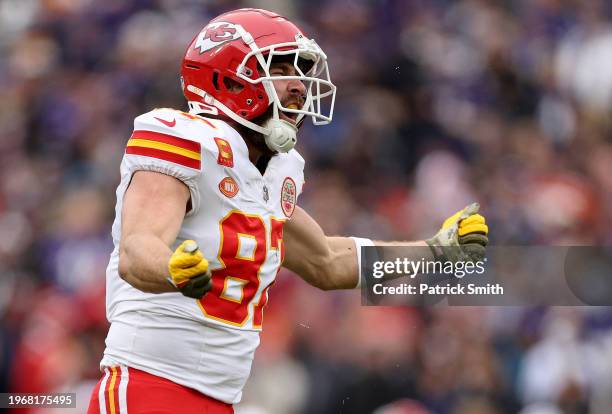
[288, 78, 306, 98]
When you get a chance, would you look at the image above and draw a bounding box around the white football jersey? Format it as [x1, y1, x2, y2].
[102, 108, 304, 404]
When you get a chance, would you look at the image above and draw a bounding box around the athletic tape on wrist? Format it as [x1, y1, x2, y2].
[350, 237, 375, 289]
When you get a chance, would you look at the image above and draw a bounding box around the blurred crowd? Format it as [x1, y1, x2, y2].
[1, 0, 612, 413]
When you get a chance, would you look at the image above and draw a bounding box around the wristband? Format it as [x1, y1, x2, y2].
[350, 237, 375, 288]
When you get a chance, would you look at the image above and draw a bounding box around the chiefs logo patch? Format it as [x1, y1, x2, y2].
[194, 22, 241, 54]
[280, 177, 297, 217]
[219, 177, 239, 198]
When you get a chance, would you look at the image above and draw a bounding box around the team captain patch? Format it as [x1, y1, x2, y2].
[126, 130, 201, 169]
[214, 137, 234, 167]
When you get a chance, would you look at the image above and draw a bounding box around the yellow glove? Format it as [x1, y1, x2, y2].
[168, 240, 212, 299]
[426, 203, 489, 262]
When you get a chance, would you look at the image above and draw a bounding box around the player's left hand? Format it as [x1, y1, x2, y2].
[168, 240, 212, 299]
[426, 202, 489, 263]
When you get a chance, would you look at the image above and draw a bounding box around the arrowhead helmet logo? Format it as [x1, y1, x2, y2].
[194, 22, 242, 54]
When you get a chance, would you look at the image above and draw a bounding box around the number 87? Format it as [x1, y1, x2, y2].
[198, 210, 284, 328]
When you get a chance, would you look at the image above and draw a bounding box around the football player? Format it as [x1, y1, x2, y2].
[88, 8, 488, 414]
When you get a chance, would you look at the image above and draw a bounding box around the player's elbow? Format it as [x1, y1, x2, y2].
[118, 259, 129, 281]
[118, 237, 137, 282]
[118, 252, 130, 281]
[317, 279, 340, 291]
[309, 274, 336, 291]
[292, 260, 332, 291]
[118, 251, 149, 292]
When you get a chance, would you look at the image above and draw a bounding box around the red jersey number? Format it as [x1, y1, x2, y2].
[198, 211, 284, 328]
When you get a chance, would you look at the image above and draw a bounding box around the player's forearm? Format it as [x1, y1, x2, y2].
[371, 240, 435, 266]
[324, 238, 434, 290]
[282, 234, 356, 290]
[118, 233, 175, 293]
[374, 240, 428, 247]
[283, 208, 433, 290]
[317, 236, 359, 290]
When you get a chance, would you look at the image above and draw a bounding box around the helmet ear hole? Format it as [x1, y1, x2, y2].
[212, 72, 220, 91]
[222, 77, 244, 94]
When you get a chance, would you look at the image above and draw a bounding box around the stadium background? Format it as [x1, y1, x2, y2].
[1, 0, 612, 413]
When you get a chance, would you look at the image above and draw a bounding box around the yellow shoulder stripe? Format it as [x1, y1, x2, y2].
[127, 138, 201, 160]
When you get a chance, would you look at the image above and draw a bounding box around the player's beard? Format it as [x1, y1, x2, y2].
[238, 101, 304, 158]
[195, 100, 302, 159]
[239, 105, 277, 158]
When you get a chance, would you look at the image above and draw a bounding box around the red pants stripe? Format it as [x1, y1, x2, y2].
[87, 366, 234, 414]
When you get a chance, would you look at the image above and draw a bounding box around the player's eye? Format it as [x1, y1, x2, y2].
[269, 66, 286, 76]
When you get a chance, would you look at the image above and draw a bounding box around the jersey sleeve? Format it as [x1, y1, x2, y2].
[124, 108, 202, 215]
[289, 149, 306, 197]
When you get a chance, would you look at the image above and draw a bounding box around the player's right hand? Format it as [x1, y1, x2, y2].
[168, 240, 212, 299]
[426, 202, 489, 263]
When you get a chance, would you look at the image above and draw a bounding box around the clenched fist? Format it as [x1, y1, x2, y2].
[426, 203, 489, 263]
[168, 240, 212, 299]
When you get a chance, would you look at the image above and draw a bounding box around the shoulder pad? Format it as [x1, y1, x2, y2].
[287, 149, 305, 168]
[129, 108, 203, 170]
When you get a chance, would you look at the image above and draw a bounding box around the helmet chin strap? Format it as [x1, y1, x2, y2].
[262, 95, 298, 153]
[235, 25, 298, 153]
[187, 85, 298, 153]
[262, 117, 297, 153]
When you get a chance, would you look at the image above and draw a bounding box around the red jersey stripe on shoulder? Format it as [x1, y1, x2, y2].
[126, 146, 201, 169]
[130, 130, 200, 152]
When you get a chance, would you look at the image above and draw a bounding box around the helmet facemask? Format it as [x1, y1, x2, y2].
[185, 24, 336, 153]
[238, 34, 336, 127]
